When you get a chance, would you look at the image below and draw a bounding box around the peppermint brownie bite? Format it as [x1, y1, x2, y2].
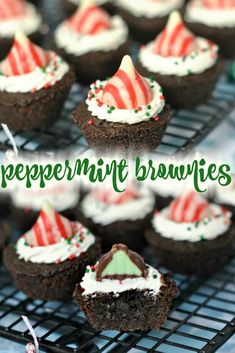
[0, 31, 75, 130]
[116, 0, 184, 43]
[146, 191, 234, 276]
[74, 244, 177, 331]
[137, 11, 223, 109]
[54, 1, 129, 84]
[0, 0, 43, 60]
[4, 201, 101, 300]
[185, 0, 235, 59]
[63, 0, 115, 15]
[73, 55, 171, 153]
[77, 185, 155, 250]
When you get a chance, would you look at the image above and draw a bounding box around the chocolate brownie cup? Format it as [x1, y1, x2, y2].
[214, 178, 235, 223]
[74, 244, 177, 331]
[11, 180, 80, 232]
[53, 2, 129, 84]
[0, 0, 44, 60]
[137, 11, 223, 109]
[0, 31, 75, 130]
[146, 191, 234, 276]
[73, 55, 171, 153]
[116, 0, 184, 43]
[4, 200, 101, 301]
[185, 0, 235, 59]
[63, 0, 115, 16]
[77, 185, 155, 251]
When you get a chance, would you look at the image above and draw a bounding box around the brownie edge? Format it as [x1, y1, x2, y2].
[74, 275, 177, 331]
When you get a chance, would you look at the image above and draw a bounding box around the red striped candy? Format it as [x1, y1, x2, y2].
[24, 201, 77, 247]
[66, 5, 111, 35]
[154, 11, 197, 57]
[0, 0, 26, 19]
[94, 186, 138, 205]
[203, 0, 235, 8]
[102, 55, 153, 109]
[167, 191, 211, 223]
[0, 31, 49, 76]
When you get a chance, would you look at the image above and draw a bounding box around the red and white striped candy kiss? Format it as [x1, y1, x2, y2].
[66, 0, 111, 35]
[0, 0, 26, 19]
[24, 200, 77, 247]
[102, 55, 153, 109]
[203, 0, 235, 8]
[167, 191, 211, 223]
[94, 186, 138, 205]
[0, 31, 49, 76]
[154, 11, 197, 57]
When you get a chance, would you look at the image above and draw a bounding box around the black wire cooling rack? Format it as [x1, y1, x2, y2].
[0, 0, 235, 155]
[0, 250, 234, 353]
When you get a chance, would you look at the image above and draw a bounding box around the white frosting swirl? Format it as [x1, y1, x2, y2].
[81, 265, 162, 295]
[0, 54, 69, 93]
[0, 3, 42, 38]
[186, 0, 235, 28]
[81, 188, 155, 225]
[139, 38, 219, 77]
[116, 0, 183, 18]
[54, 16, 128, 56]
[152, 204, 231, 242]
[215, 184, 235, 207]
[11, 181, 79, 212]
[86, 78, 165, 124]
[16, 223, 95, 264]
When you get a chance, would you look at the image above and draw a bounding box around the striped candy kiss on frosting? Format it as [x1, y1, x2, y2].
[154, 11, 197, 57]
[66, 0, 111, 35]
[24, 200, 78, 247]
[102, 55, 153, 109]
[94, 186, 138, 205]
[203, 0, 235, 8]
[0, 0, 26, 19]
[167, 191, 211, 223]
[0, 31, 49, 76]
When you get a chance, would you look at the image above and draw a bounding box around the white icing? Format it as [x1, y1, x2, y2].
[139, 38, 218, 77]
[215, 184, 235, 207]
[152, 204, 231, 242]
[16, 223, 95, 264]
[116, 0, 183, 18]
[54, 16, 128, 56]
[0, 54, 69, 93]
[186, 0, 235, 28]
[0, 3, 42, 38]
[11, 181, 79, 212]
[86, 78, 165, 124]
[81, 265, 163, 295]
[68, 0, 110, 5]
[81, 188, 155, 225]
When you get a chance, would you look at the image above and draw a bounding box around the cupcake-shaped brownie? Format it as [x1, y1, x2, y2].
[214, 178, 235, 222]
[137, 11, 223, 109]
[146, 191, 233, 275]
[54, 0, 129, 84]
[0, 0, 43, 60]
[73, 55, 171, 153]
[11, 180, 80, 231]
[74, 243, 177, 331]
[4, 200, 101, 300]
[0, 31, 75, 130]
[186, 0, 235, 58]
[77, 185, 155, 250]
[116, 0, 184, 43]
[63, 0, 115, 16]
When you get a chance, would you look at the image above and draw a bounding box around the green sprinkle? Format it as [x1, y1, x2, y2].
[151, 85, 154, 88]
[0, 72, 3, 76]
[147, 105, 151, 110]
[195, 222, 199, 228]
[24, 241, 29, 247]
[200, 235, 205, 241]
[187, 69, 192, 75]
[134, 109, 138, 113]
[85, 268, 90, 273]
[107, 110, 112, 114]
[159, 88, 164, 93]
[91, 94, 95, 98]
[13, 244, 17, 252]
[79, 239, 84, 243]
[66, 239, 71, 245]
[174, 61, 179, 65]
[110, 106, 115, 110]
[187, 227, 191, 231]
[153, 274, 158, 279]
[182, 56, 187, 62]
[99, 84, 103, 88]
[146, 112, 150, 117]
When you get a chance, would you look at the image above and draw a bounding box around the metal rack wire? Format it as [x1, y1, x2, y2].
[0, 252, 234, 353]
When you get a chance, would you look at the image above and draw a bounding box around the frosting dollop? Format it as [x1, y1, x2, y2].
[16, 200, 95, 264]
[86, 55, 165, 124]
[0, 1, 42, 38]
[186, 0, 235, 28]
[116, 0, 184, 19]
[152, 191, 231, 242]
[0, 32, 69, 93]
[81, 185, 155, 225]
[139, 11, 219, 76]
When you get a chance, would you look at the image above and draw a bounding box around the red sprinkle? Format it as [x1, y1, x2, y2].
[69, 254, 76, 261]
[87, 119, 94, 126]
[56, 259, 61, 264]
[44, 83, 51, 89]
[154, 116, 160, 122]
[137, 106, 142, 111]
[160, 95, 164, 100]
[98, 102, 103, 107]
